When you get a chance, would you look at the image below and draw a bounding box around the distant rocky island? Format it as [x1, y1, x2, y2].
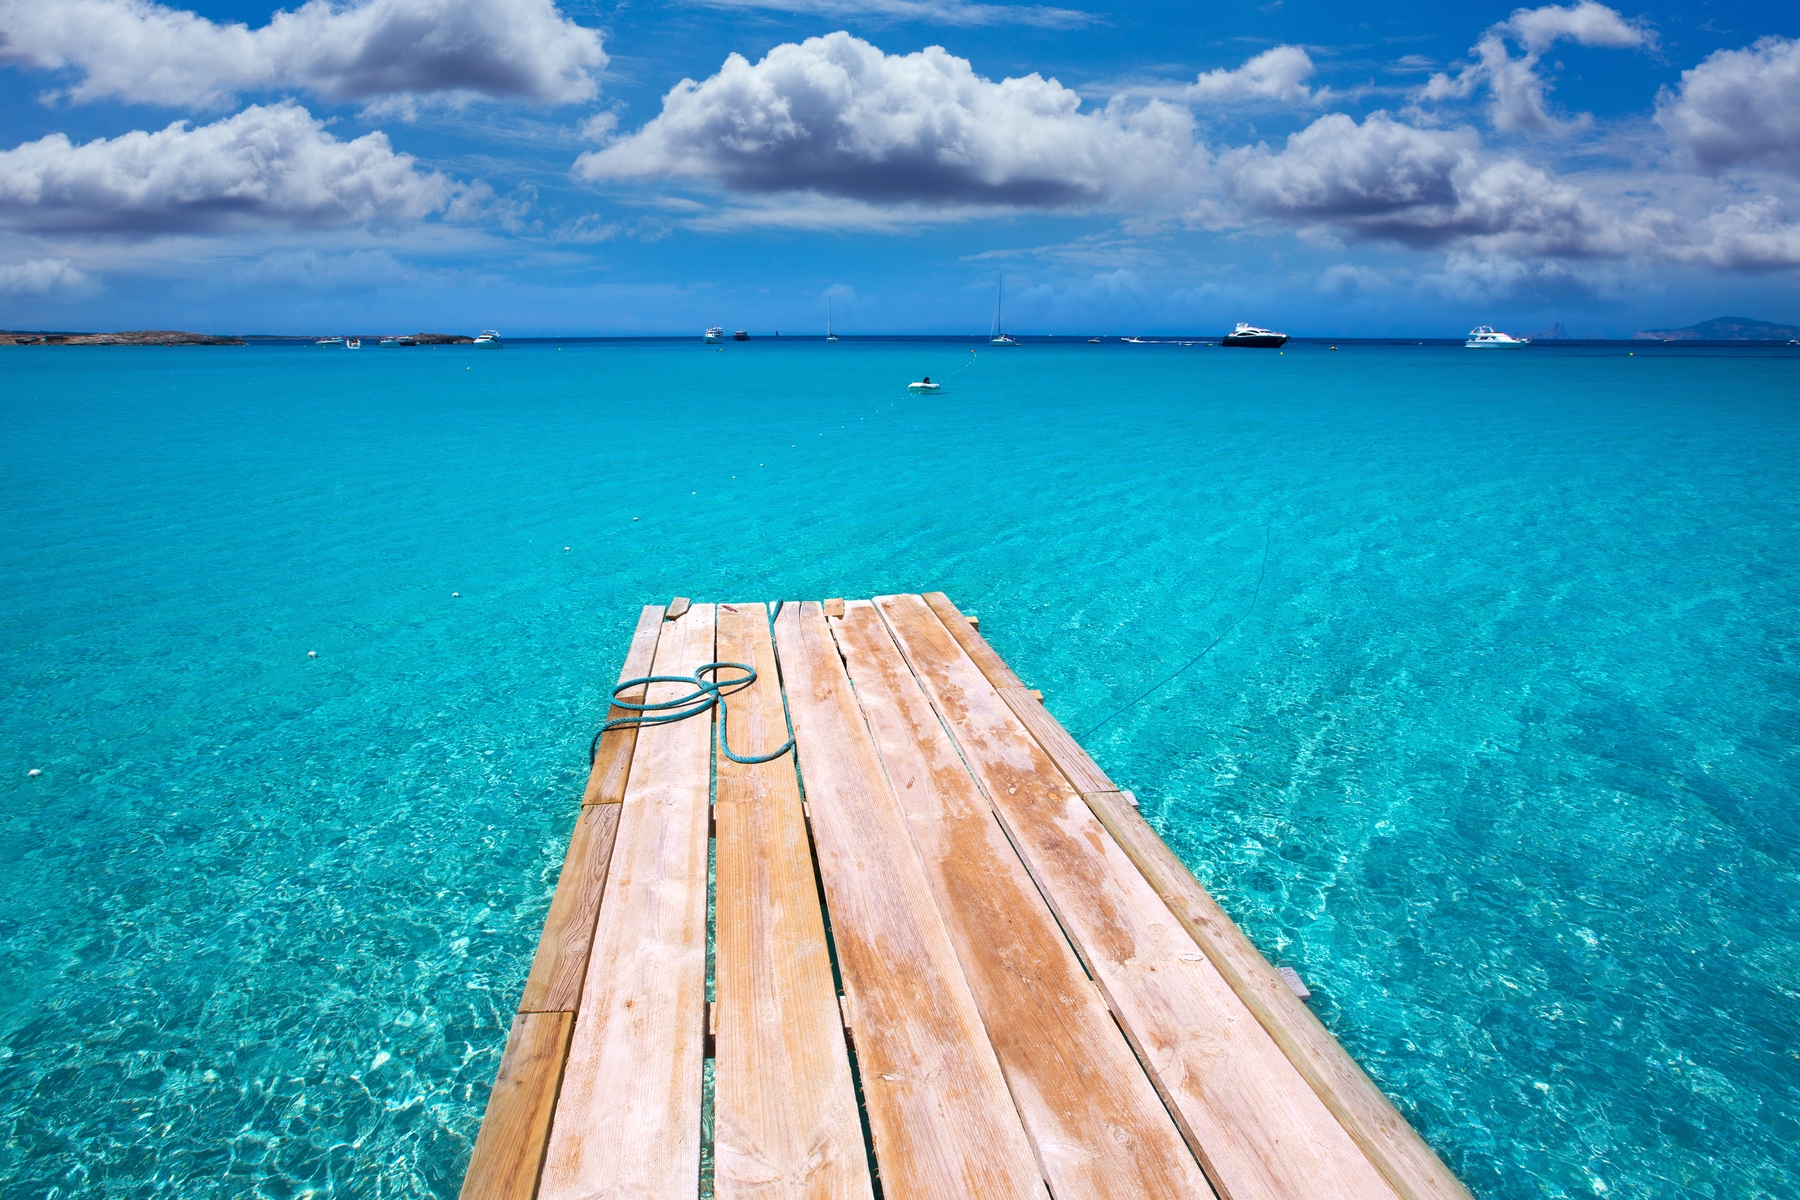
[1632, 316, 1800, 341]
[1, 329, 246, 346]
[2, 330, 479, 346]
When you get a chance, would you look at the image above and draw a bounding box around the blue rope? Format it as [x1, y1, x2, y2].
[587, 662, 795, 765]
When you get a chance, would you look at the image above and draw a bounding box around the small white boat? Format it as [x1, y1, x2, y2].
[907, 378, 941, 393]
[1466, 325, 1529, 348]
[378, 337, 399, 347]
[826, 298, 838, 342]
[316, 336, 344, 346]
[990, 275, 1019, 345]
[1121, 336, 1154, 344]
[345, 338, 361, 350]
[705, 326, 724, 343]
[473, 329, 503, 348]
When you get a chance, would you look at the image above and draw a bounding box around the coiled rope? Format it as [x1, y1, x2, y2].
[587, 662, 795, 766]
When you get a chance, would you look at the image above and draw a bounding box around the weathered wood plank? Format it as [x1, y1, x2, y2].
[582, 604, 668, 806]
[459, 1011, 573, 1200]
[519, 802, 624, 1014]
[997, 686, 1115, 794]
[540, 605, 717, 1200]
[1080, 789, 1474, 1200]
[713, 602, 873, 1200]
[830, 602, 1215, 1200]
[773, 601, 1048, 1200]
[822, 598, 845, 619]
[667, 595, 692, 620]
[921, 592, 1024, 688]
[876, 593, 1401, 1200]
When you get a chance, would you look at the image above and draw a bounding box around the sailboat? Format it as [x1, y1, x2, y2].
[827, 297, 838, 342]
[990, 275, 1018, 346]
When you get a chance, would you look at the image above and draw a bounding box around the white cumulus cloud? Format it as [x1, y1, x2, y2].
[573, 32, 1201, 213]
[0, 0, 606, 108]
[1420, 2, 1654, 133]
[0, 102, 457, 233]
[0, 257, 95, 295]
[1187, 46, 1319, 105]
[1655, 36, 1800, 176]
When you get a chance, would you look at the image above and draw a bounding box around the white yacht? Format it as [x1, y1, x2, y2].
[705, 326, 724, 343]
[345, 338, 361, 350]
[990, 275, 1018, 346]
[1466, 325, 1529, 348]
[473, 329, 503, 348]
[1221, 323, 1289, 348]
[315, 336, 344, 346]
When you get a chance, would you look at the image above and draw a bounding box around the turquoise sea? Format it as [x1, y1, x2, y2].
[1, 339, 1796, 1198]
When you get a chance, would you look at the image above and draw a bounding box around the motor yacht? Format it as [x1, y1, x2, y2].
[733, 329, 749, 341]
[345, 338, 361, 350]
[1465, 325, 1529, 348]
[705, 327, 724, 343]
[315, 336, 344, 346]
[1221, 323, 1289, 348]
[473, 330, 503, 348]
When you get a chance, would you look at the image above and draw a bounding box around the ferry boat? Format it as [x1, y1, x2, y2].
[315, 336, 344, 346]
[1465, 325, 1529, 348]
[705, 327, 724, 343]
[473, 330, 503, 348]
[1221, 323, 1289, 348]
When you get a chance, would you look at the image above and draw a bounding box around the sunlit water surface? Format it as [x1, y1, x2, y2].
[1, 340, 1796, 1198]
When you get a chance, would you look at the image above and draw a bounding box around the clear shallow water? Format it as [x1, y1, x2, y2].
[1, 339, 1796, 1198]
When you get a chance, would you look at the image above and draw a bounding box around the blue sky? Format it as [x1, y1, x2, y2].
[1, 0, 1797, 335]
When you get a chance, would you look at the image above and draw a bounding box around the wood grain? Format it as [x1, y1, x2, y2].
[582, 604, 668, 806]
[459, 1011, 573, 1200]
[830, 602, 1215, 1200]
[519, 802, 623, 1014]
[774, 601, 1048, 1200]
[540, 605, 717, 1200]
[997, 686, 1115, 794]
[713, 602, 873, 1200]
[921, 592, 1024, 688]
[876, 593, 1402, 1200]
[1079, 789, 1473, 1200]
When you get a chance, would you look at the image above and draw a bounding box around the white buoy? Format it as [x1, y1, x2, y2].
[453, 592, 461, 597]
[28, 768, 41, 777]
[563, 546, 570, 551]
[308, 651, 317, 658]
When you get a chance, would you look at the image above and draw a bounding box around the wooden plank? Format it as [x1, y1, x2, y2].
[540, 605, 717, 1200]
[830, 602, 1215, 1200]
[582, 604, 668, 806]
[712, 602, 873, 1200]
[997, 686, 1115, 794]
[921, 592, 1024, 688]
[1080, 789, 1473, 1200]
[876, 593, 1401, 1200]
[822, 598, 845, 619]
[519, 802, 624, 1013]
[459, 1011, 573, 1200]
[667, 595, 692, 620]
[773, 601, 1048, 1200]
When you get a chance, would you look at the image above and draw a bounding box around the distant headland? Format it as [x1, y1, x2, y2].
[1632, 316, 1800, 341]
[1, 330, 479, 346]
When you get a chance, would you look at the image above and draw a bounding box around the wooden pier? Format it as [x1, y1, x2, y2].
[460, 594, 1471, 1200]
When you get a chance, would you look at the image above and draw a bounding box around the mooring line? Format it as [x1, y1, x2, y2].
[588, 662, 795, 766]
[1079, 519, 1274, 740]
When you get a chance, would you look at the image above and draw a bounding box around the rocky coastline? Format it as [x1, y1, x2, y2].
[1, 330, 247, 346]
